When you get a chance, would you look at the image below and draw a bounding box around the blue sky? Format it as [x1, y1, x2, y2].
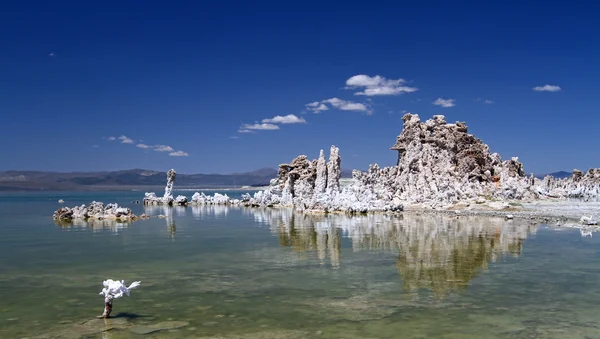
[1, 1, 598, 174]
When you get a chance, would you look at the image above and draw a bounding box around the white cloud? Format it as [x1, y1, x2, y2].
[49, 52, 55, 57]
[237, 129, 255, 133]
[324, 98, 369, 112]
[533, 84, 561, 92]
[154, 145, 174, 152]
[240, 123, 280, 131]
[307, 97, 370, 114]
[345, 74, 418, 96]
[118, 135, 134, 144]
[262, 114, 306, 124]
[169, 151, 189, 157]
[306, 102, 329, 113]
[104, 137, 187, 156]
[433, 98, 455, 108]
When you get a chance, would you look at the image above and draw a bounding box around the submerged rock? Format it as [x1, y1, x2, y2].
[129, 321, 188, 335]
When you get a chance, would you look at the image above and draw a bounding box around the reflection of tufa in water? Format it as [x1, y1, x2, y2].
[54, 217, 133, 234]
[262, 208, 342, 268]
[248, 208, 537, 295]
[390, 216, 532, 295]
[143, 205, 177, 239]
[191, 204, 230, 219]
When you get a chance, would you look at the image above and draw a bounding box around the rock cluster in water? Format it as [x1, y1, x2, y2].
[349, 113, 599, 208]
[350, 113, 538, 208]
[53, 201, 144, 222]
[537, 168, 600, 199]
[140, 113, 599, 213]
[190, 192, 240, 205]
[143, 169, 188, 206]
[243, 145, 402, 213]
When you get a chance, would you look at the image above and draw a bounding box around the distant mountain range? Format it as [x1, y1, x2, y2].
[533, 171, 572, 179]
[0, 168, 570, 191]
[0, 168, 354, 191]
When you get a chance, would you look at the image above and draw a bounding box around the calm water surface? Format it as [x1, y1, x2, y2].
[1, 191, 599, 338]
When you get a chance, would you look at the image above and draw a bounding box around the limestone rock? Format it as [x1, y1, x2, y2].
[348, 113, 537, 207]
[148, 114, 597, 213]
[537, 168, 600, 198]
[174, 195, 188, 206]
[165, 169, 176, 198]
[190, 192, 240, 205]
[144, 169, 181, 205]
[53, 201, 139, 222]
[314, 149, 328, 194]
[247, 146, 342, 211]
[326, 146, 341, 194]
[186, 145, 376, 212]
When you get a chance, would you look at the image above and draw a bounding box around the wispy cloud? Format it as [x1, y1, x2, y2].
[237, 129, 255, 133]
[306, 102, 330, 113]
[104, 137, 189, 156]
[345, 74, 418, 96]
[49, 52, 55, 57]
[92, 145, 99, 148]
[262, 114, 306, 124]
[240, 123, 280, 131]
[306, 97, 370, 114]
[154, 145, 175, 152]
[533, 84, 561, 92]
[230, 136, 240, 139]
[169, 151, 189, 157]
[433, 98, 455, 108]
[118, 135, 135, 144]
[325, 98, 369, 112]
[476, 98, 494, 104]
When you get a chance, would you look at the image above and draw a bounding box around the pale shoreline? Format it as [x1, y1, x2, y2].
[400, 199, 599, 225]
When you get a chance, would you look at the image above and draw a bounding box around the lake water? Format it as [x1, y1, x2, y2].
[1, 191, 600, 338]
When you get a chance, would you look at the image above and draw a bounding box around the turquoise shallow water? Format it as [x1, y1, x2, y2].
[1, 191, 600, 338]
